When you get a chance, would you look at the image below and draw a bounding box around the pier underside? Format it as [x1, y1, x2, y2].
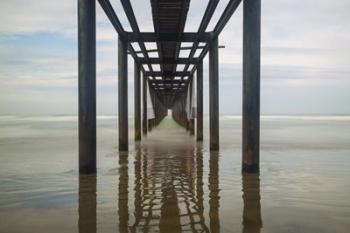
[78, 0, 261, 174]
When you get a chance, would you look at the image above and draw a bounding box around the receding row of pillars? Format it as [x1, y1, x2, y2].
[118, 36, 168, 150]
[78, 0, 261, 174]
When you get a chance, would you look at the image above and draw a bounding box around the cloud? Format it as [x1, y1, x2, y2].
[0, 0, 350, 114]
[0, 1, 76, 35]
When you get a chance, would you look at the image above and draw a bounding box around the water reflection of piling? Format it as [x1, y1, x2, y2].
[78, 175, 97, 233]
[159, 177, 182, 233]
[126, 140, 213, 232]
[209, 151, 220, 233]
[118, 152, 129, 233]
[196, 144, 204, 214]
[196, 144, 210, 233]
[131, 144, 142, 233]
[242, 174, 262, 233]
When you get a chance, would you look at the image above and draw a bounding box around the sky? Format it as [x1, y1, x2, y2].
[0, 0, 350, 115]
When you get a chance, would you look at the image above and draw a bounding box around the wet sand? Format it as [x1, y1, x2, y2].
[0, 115, 350, 232]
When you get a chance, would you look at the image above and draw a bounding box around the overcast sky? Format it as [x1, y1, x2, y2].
[0, 0, 350, 115]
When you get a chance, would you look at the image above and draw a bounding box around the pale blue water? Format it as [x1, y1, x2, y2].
[0, 115, 349, 233]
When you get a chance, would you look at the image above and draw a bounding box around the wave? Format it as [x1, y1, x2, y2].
[0, 115, 77, 122]
[0, 115, 119, 122]
[221, 115, 350, 121]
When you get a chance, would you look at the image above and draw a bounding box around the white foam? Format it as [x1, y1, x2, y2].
[220, 115, 350, 121]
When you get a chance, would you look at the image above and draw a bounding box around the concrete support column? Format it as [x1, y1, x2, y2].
[209, 36, 219, 151]
[118, 36, 128, 151]
[148, 89, 154, 132]
[189, 78, 195, 135]
[78, 0, 96, 174]
[242, 0, 261, 173]
[196, 61, 203, 141]
[142, 76, 148, 135]
[134, 62, 141, 141]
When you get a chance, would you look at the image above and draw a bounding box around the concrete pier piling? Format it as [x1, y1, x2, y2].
[78, 0, 96, 174]
[196, 61, 203, 141]
[118, 36, 128, 151]
[134, 62, 141, 141]
[242, 0, 261, 173]
[142, 76, 148, 135]
[209, 36, 219, 151]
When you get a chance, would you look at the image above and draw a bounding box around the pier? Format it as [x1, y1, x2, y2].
[78, 0, 261, 174]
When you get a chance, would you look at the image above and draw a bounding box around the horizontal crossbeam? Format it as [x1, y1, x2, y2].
[144, 71, 191, 77]
[139, 58, 199, 64]
[126, 32, 212, 42]
[150, 80, 187, 84]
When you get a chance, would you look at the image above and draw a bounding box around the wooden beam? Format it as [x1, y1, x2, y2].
[78, 0, 96, 174]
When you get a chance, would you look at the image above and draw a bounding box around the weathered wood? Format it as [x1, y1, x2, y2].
[142, 76, 148, 135]
[242, 0, 261, 173]
[134, 62, 141, 141]
[209, 36, 219, 151]
[196, 61, 203, 141]
[118, 36, 128, 151]
[78, 0, 96, 174]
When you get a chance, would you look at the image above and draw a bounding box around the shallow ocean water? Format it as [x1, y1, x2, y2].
[0, 115, 350, 233]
